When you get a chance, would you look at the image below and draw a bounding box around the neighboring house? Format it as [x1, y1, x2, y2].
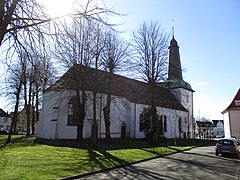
[196, 121, 214, 139]
[0, 109, 12, 131]
[37, 36, 195, 140]
[222, 89, 240, 138]
[212, 120, 224, 137]
[16, 106, 35, 133]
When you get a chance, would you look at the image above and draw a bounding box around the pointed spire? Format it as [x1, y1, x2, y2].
[168, 24, 183, 80]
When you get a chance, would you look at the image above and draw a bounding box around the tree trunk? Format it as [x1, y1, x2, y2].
[150, 82, 160, 145]
[103, 102, 111, 139]
[103, 71, 113, 139]
[151, 106, 160, 145]
[6, 81, 22, 144]
[23, 74, 28, 137]
[76, 89, 86, 142]
[35, 86, 39, 123]
[31, 90, 35, 135]
[92, 91, 97, 144]
[26, 80, 33, 137]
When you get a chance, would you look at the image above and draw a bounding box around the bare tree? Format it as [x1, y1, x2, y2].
[20, 50, 34, 137]
[131, 20, 169, 144]
[54, 17, 95, 141]
[1, 0, 120, 95]
[90, 23, 105, 144]
[0, 0, 119, 47]
[4, 52, 26, 143]
[1, 0, 122, 143]
[101, 30, 129, 139]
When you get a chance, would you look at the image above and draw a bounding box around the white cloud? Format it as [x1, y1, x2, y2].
[196, 82, 210, 87]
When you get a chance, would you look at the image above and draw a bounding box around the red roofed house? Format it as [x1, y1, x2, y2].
[222, 89, 240, 138]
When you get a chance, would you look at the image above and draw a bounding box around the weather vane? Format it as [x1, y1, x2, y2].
[172, 19, 175, 38]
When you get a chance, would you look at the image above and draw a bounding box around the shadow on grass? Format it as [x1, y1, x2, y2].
[0, 135, 36, 149]
[0, 136, 219, 180]
[35, 138, 157, 150]
[1, 136, 217, 151]
[89, 148, 128, 169]
[35, 138, 217, 150]
[0, 143, 6, 148]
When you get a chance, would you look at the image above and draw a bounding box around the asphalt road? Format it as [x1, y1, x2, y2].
[77, 146, 240, 180]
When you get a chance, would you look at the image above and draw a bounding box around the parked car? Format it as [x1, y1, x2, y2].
[18, 130, 27, 135]
[234, 136, 240, 145]
[0, 129, 9, 134]
[216, 135, 224, 138]
[215, 138, 240, 158]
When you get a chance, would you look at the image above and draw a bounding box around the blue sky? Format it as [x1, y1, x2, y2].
[109, 0, 240, 119]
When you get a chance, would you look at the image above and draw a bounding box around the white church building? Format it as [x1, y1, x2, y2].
[36, 36, 195, 140]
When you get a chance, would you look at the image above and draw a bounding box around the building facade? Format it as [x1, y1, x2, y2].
[0, 109, 12, 131]
[212, 120, 224, 137]
[37, 36, 195, 140]
[222, 89, 240, 138]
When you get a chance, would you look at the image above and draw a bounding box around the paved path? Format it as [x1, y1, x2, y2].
[77, 146, 240, 180]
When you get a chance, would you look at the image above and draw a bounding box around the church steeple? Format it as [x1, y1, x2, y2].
[168, 35, 183, 80]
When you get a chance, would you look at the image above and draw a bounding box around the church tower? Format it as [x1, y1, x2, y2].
[168, 36, 183, 80]
[164, 33, 195, 138]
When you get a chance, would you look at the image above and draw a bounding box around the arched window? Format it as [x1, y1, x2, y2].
[68, 96, 77, 126]
[178, 118, 182, 133]
[139, 107, 151, 132]
[160, 115, 167, 133]
[164, 115, 167, 132]
[186, 94, 189, 103]
[121, 122, 126, 138]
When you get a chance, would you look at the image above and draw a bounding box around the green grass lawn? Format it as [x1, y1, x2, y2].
[0, 135, 200, 180]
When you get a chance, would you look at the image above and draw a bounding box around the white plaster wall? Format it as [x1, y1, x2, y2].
[212, 121, 224, 137]
[37, 90, 132, 139]
[159, 107, 188, 139]
[229, 110, 240, 137]
[133, 104, 189, 139]
[37, 90, 77, 139]
[223, 111, 231, 138]
[97, 95, 131, 139]
[37, 89, 189, 140]
[134, 104, 147, 139]
[180, 88, 194, 138]
[170, 88, 194, 138]
[130, 103, 137, 138]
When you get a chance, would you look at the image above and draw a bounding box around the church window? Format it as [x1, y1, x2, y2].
[68, 104, 73, 115]
[67, 96, 77, 126]
[160, 115, 163, 133]
[139, 107, 151, 132]
[160, 115, 167, 132]
[186, 94, 189, 103]
[140, 112, 146, 132]
[164, 116, 167, 132]
[178, 118, 182, 134]
[4, 117, 8, 123]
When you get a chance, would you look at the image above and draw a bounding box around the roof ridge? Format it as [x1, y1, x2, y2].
[222, 88, 240, 113]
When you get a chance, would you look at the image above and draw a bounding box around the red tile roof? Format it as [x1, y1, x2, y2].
[222, 88, 240, 113]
